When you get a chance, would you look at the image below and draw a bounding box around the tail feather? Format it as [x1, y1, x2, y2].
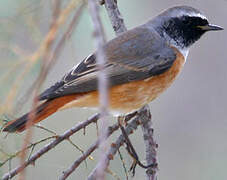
[3, 95, 78, 133]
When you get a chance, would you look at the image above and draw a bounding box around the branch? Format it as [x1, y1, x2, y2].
[88, 0, 109, 179]
[139, 106, 158, 180]
[87, 112, 142, 179]
[1, 114, 99, 180]
[103, 0, 127, 35]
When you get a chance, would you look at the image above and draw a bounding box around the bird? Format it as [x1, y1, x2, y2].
[3, 6, 223, 133]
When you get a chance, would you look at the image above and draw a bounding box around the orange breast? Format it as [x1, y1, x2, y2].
[60, 49, 185, 114]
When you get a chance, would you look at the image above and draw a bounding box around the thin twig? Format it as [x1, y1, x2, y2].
[88, 0, 109, 180]
[118, 149, 129, 180]
[34, 125, 57, 135]
[0, 136, 57, 168]
[1, 114, 99, 180]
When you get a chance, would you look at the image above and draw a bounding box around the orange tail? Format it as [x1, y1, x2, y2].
[3, 95, 78, 133]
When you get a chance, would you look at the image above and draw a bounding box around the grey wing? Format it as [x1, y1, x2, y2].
[39, 26, 176, 100]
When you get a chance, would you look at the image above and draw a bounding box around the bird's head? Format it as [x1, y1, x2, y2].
[152, 6, 223, 49]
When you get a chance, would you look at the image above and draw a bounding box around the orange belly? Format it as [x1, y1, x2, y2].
[60, 50, 185, 114]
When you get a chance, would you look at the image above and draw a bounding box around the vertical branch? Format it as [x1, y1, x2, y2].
[88, 0, 109, 179]
[102, 0, 158, 179]
[139, 106, 158, 180]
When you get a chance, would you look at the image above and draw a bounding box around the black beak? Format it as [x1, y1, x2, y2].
[198, 24, 224, 31]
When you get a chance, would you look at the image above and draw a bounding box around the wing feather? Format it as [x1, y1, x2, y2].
[39, 26, 176, 100]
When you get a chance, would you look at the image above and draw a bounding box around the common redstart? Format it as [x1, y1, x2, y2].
[3, 6, 223, 132]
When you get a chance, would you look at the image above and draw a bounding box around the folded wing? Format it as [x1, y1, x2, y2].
[39, 26, 176, 100]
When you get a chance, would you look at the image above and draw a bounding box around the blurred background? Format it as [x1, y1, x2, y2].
[0, 0, 226, 179]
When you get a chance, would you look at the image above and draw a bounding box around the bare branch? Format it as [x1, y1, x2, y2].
[1, 114, 99, 180]
[139, 106, 158, 180]
[88, 0, 109, 179]
[87, 112, 143, 179]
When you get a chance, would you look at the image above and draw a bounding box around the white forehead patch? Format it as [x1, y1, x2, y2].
[176, 10, 208, 20]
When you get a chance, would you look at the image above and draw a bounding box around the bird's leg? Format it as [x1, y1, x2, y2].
[118, 116, 157, 176]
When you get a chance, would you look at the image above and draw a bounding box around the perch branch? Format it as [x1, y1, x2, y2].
[87, 112, 143, 179]
[139, 106, 158, 180]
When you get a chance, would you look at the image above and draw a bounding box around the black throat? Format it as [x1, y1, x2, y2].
[156, 16, 208, 48]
